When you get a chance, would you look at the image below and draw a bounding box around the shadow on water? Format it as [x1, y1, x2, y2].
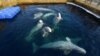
[0, 4, 100, 56]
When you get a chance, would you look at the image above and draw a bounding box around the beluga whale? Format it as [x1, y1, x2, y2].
[42, 12, 56, 20]
[42, 26, 52, 37]
[53, 12, 63, 26]
[36, 7, 54, 12]
[39, 37, 86, 55]
[25, 20, 44, 42]
[33, 12, 43, 19]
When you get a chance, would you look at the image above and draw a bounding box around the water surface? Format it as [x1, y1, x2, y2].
[0, 4, 100, 56]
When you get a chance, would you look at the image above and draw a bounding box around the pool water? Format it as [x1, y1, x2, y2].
[0, 4, 100, 56]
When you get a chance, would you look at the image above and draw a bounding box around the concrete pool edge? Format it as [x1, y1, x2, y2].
[66, 2, 100, 19]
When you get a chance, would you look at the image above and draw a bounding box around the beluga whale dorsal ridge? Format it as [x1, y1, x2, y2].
[40, 37, 86, 55]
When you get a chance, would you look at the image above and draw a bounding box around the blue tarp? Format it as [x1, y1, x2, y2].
[0, 6, 21, 19]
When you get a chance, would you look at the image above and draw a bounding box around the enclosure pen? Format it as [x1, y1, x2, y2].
[0, 0, 100, 56]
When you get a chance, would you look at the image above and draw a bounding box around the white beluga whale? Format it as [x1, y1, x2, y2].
[42, 12, 56, 20]
[25, 20, 44, 42]
[39, 37, 86, 55]
[42, 26, 52, 37]
[36, 7, 54, 12]
[54, 12, 63, 25]
[33, 12, 43, 19]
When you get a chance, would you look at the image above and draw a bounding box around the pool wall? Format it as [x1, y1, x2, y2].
[66, 2, 100, 19]
[75, 0, 100, 11]
[75, 0, 100, 17]
[0, 0, 67, 7]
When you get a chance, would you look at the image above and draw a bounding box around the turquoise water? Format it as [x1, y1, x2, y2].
[0, 4, 100, 56]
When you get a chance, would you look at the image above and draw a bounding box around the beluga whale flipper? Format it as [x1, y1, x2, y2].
[40, 37, 86, 55]
[42, 26, 52, 37]
[25, 20, 44, 42]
